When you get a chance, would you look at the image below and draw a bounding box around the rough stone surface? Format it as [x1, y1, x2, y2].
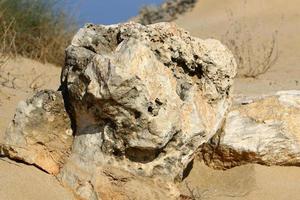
[60, 22, 236, 186]
[58, 159, 180, 200]
[134, 0, 197, 25]
[199, 90, 300, 169]
[0, 90, 73, 175]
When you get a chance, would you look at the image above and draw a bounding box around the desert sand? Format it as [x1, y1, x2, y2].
[0, 0, 300, 199]
[180, 159, 300, 200]
[0, 158, 74, 200]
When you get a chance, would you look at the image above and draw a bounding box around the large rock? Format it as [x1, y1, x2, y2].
[0, 90, 73, 175]
[199, 90, 300, 169]
[59, 21, 236, 195]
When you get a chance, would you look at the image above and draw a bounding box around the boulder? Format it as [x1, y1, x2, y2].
[59, 21, 236, 194]
[199, 90, 300, 169]
[0, 90, 73, 174]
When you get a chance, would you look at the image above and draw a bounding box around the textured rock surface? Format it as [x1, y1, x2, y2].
[134, 0, 197, 25]
[0, 90, 73, 174]
[60, 22, 236, 183]
[199, 90, 300, 169]
[58, 159, 180, 200]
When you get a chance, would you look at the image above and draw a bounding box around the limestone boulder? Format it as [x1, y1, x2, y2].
[199, 90, 300, 169]
[60, 21, 236, 188]
[0, 90, 73, 174]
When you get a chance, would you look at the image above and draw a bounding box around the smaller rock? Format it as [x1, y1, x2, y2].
[134, 0, 197, 25]
[199, 90, 300, 169]
[0, 90, 73, 175]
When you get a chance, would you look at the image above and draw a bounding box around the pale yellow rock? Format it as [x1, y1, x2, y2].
[59, 22, 236, 199]
[200, 90, 300, 169]
[0, 90, 73, 175]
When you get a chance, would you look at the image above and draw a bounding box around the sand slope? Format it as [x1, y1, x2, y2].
[0, 158, 74, 200]
[176, 0, 300, 95]
[180, 159, 300, 200]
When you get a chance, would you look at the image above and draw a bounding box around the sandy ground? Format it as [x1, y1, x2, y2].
[176, 0, 300, 199]
[180, 159, 300, 200]
[0, 158, 74, 200]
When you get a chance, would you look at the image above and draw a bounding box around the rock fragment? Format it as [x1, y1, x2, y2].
[199, 91, 300, 169]
[0, 90, 73, 174]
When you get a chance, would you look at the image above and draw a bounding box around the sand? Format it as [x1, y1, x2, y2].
[180, 159, 300, 200]
[0, 158, 74, 200]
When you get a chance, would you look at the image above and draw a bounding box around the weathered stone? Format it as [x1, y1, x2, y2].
[199, 90, 300, 169]
[60, 21, 236, 192]
[58, 158, 180, 200]
[133, 0, 197, 25]
[0, 90, 73, 174]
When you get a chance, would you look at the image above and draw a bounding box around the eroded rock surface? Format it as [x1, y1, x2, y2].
[0, 90, 73, 174]
[199, 90, 300, 169]
[58, 22, 236, 199]
[134, 0, 198, 25]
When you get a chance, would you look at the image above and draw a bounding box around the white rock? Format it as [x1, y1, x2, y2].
[0, 90, 73, 174]
[199, 91, 300, 169]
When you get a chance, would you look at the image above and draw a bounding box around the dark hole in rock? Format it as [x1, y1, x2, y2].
[171, 57, 204, 79]
[182, 159, 194, 180]
[148, 106, 154, 113]
[134, 111, 142, 119]
[112, 148, 123, 157]
[103, 118, 117, 130]
[155, 98, 163, 106]
[125, 147, 160, 163]
[116, 31, 123, 44]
